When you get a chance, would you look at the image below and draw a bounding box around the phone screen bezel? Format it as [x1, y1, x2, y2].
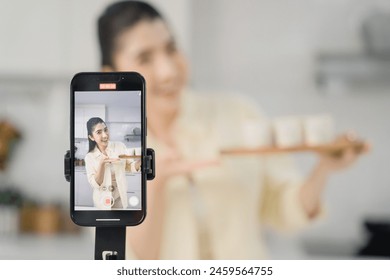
[70, 72, 146, 226]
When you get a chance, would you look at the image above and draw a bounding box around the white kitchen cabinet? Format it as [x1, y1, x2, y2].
[75, 168, 94, 207]
[75, 105, 105, 139]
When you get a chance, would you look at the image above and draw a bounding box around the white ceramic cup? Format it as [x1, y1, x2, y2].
[273, 116, 303, 147]
[134, 147, 142, 156]
[303, 114, 334, 146]
[242, 119, 272, 148]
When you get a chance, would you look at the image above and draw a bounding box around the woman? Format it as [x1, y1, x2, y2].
[84, 117, 141, 210]
[97, 1, 368, 259]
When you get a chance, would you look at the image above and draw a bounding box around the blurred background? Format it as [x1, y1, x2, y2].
[1, 0, 390, 259]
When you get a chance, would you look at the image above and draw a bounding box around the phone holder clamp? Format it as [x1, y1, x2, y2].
[64, 148, 155, 183]
[144, 148, 155, 180]
[64, 150, 71, 182]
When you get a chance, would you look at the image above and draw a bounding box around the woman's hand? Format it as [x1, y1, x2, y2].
[300, 132, 370, 218]
[95, 156, 120, 185]
[317, 132, 370, 173]
[99, 155, 120, 166]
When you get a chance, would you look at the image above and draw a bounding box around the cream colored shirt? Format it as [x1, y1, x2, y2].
[126, 91, 316, 259]
[85, 141, 138, 209]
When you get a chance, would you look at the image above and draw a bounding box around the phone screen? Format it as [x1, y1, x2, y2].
[70, 72, 146, 226]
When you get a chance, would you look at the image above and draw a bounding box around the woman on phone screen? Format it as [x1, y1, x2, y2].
[85, 117, 141, 210]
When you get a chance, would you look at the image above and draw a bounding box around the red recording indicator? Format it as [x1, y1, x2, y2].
[99, 83, 116, 90]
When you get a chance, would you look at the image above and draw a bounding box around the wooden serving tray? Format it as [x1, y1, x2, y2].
[118, 155, 142, 159]
[220, 141, 366, 156]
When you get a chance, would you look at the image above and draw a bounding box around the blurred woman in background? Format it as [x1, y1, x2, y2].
[97, 1, 368, 259]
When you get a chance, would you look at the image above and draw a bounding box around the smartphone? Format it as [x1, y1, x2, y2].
[70, 72, 146, 226]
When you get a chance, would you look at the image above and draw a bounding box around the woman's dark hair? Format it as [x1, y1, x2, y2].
[98, 0, 163, 67]
[87, 117, 106, 152]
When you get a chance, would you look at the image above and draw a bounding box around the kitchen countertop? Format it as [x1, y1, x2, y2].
[1, 231, 383, 260]
[0, 230, 95, 260]
[75, 166, 86, 172]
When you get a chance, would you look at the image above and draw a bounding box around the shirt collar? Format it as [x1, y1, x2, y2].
[91, 141, 113, 158]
